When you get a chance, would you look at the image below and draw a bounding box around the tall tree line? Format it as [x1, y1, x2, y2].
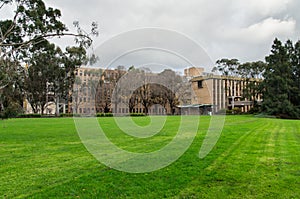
[262, 38, 300, 119]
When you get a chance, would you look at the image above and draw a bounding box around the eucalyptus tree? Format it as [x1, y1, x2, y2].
[0, 0, 97, 116]
[24, 39, 87, 115]
[238, 61, 266, 111]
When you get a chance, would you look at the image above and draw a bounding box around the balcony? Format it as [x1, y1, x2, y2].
[229, 100, 253, 106]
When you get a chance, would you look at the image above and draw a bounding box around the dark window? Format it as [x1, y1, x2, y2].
[198, 80, 203, 88]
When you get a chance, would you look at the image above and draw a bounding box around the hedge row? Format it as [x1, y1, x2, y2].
[129, 113, 146, 117]
[7, 112, 147, 118]
[17, 114, 42, 118]
[96, 113, 113, 117]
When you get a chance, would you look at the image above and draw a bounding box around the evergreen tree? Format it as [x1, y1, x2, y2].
[292, 41, 300, 112]
[262, 38, 299, 118]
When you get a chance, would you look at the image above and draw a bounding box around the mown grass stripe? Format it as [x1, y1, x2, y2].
[0, 116, 299, 198]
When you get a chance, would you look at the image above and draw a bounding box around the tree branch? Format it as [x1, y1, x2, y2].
[1, 32, 93, 59]
[0, 1, 8, 10]
[0, 32, 92, 47]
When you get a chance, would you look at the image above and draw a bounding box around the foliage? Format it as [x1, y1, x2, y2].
[96, 112, 113, 117]
[262, 38, 300, 119]
[213, 39, 300, 119]
[0, 101, 22, 118]
[248, 106, 260, 114]
[0, 58, 25, 114]
[17, 113, 42, 118]
[212, 58, 240, 76]
[119, 68, 186, 115]
[23, 39, 86, 114]
[95, 67, 125, 113]
[0, 0, 96, 56]
[232, 107, 242, 114]
[212, 58, 264, 114]
[59, 113, 80, 117]
[0, 0, 97, 116]
[214, 39, 300, 119]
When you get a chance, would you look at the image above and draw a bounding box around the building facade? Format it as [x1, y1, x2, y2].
[73, 67, 103, 115]
[185, 67, 262, 113]
[75, 67, 189, 115]
[22, 66, 261, 115]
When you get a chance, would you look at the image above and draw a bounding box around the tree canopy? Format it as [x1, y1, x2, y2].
[0, 0, 97, 116]
[261, 38, 300, 118]
[214, 38, 300, 119]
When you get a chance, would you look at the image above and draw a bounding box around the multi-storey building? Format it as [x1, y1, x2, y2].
[73, 67, 103, 114]
[185, 67, 262, 113]
[76, 67, 189, 115]
[22, 66, 261, 115]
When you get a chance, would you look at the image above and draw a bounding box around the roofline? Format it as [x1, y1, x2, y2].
[191, 75, 262, 82]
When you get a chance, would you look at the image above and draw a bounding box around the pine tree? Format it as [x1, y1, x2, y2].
[292, 41, 300, 113]
[262, 38, 298, 118]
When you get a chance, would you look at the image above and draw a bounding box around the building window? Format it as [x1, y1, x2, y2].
[198, 80, 203, 88]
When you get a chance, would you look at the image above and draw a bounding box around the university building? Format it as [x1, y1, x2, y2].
[75, 67, 189, 115]
[185, 67, 262, 113]
[73, 67, 103, 115]
[74, 66, 262, 115]
[23, 66, 261, 115]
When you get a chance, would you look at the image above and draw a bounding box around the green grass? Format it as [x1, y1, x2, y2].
[0, 116, 300, 198]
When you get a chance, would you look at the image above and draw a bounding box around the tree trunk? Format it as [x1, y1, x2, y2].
[56, 96, 60, 116]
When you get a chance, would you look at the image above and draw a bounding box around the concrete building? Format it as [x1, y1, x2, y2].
[73, 67, 103, 115]
[185, 67, 262, 113]
[22, 65, 261, 115]
[76, 67, 189, 115]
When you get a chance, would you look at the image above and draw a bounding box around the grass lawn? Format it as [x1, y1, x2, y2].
[0, 115, 300, 198]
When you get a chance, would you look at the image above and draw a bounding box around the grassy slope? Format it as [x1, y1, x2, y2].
[0, 116, 299, 198]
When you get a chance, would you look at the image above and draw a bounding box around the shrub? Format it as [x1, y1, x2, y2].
[2, 102, 23, 118]
[226, 109, 233, 115]
[248, 106, 260, 114]
[130, 113, 146, 117]
[232, 107, 242, 115]
[96, 113, 114, 117]
[17, 114, 42, 118]
[96, 113, 105, 117]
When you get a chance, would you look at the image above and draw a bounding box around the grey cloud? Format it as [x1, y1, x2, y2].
[41, 0, 300, 64]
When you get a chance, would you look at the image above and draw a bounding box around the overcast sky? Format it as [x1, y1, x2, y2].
[2, 0, 300, 68]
